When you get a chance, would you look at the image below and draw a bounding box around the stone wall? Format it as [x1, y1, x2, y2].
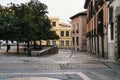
[40, 45, 59, 56]
[31, 45, 58, 56]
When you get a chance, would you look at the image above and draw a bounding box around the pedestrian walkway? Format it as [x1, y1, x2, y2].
[3, 72, 91, 80]
[6, 77, 61, 80]
[80, 51, 120, 72]
[0, 49, 120, 80]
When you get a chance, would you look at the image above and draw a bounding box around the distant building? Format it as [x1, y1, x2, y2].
[70, 11, 87, 51]
[42, 17, 72, 49]
[58, 22, 72, 49]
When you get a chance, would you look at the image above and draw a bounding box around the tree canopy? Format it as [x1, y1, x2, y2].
[0, 0, 59, 54]
[0, 0, 59, 42]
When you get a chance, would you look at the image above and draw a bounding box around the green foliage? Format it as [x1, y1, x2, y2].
[0, 0, 59, 42]
[0, 7, 15, 40]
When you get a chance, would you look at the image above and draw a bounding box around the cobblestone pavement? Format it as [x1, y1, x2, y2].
[0, 49, 120, 80]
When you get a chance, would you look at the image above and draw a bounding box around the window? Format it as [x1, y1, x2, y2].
[60, 40, 64, 46]
[98, 0, 104, 6]
[52, 40, 56, 45]
[76, 29, 79, 33]
[77, 23, 79, 29]
[72, 30, 75, 34]
[52, 22, 56, 26]
[73, 24, 75, 29]
[109, 7, 113, 23]
[76, 37, 79, 46]
[61, 31, 64, 36]
[66, 31, 69, 36]
[76, 23, 79, 33]
[66, 40, 69, 46]
[111, 23, 114, 40]
[72, 24, 75, 34]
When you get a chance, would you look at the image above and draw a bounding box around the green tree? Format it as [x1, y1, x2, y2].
[27, 0, 59, 48]
[0, 0, 59, 54]
[0, 6, 15, 52]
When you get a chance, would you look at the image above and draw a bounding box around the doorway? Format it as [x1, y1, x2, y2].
[117, 15, 120, 59]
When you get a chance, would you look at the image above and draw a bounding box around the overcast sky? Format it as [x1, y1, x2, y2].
[0, 0, 86, 23]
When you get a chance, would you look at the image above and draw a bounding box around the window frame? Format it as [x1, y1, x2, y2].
[66, 40, 69, 46]
[60, 31, 64, 36]
[52, 22, 56, 27]
[60, 40, 64, 46]
[66, 31, 69, 36]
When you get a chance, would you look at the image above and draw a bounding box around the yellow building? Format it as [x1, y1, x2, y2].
[42, 17, 72, 49]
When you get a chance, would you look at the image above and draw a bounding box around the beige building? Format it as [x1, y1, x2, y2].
[42, 17, 72, 49]
[58, 22, 72, 49]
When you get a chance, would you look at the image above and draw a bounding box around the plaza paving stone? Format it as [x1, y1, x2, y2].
[0, 49, 120, 80]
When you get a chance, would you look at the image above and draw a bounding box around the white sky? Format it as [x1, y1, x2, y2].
[0, 0, 86, 23]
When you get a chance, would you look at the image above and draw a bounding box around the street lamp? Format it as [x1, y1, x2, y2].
[98, 20, 101, 24]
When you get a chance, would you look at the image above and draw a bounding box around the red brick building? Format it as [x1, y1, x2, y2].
[70, 11, 87, 51]
[84, 0, 109, 58]
[108, 0, 120, 61]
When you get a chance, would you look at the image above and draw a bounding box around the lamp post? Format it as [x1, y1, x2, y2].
[98, 20, 101, 24]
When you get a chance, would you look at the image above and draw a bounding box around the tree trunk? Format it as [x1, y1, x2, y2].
[34, 40, 36, 49]
[6, 40, 9, 53]
[27, 41, 30, 48]
[39, 39, 42, 50]
[17, 41, 19, 55]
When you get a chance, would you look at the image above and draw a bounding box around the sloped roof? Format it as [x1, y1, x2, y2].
[70, 11, 87, 19]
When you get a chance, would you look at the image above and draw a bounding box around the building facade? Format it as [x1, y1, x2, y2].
[42, 17, 72, 49]
[108, 0, 120, 61]
[84, 0, 109, 58]
[58, 22, 72, 49]
[70, 11, 87, 51]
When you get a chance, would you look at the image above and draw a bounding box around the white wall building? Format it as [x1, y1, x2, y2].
[108, 0, 120, 61]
